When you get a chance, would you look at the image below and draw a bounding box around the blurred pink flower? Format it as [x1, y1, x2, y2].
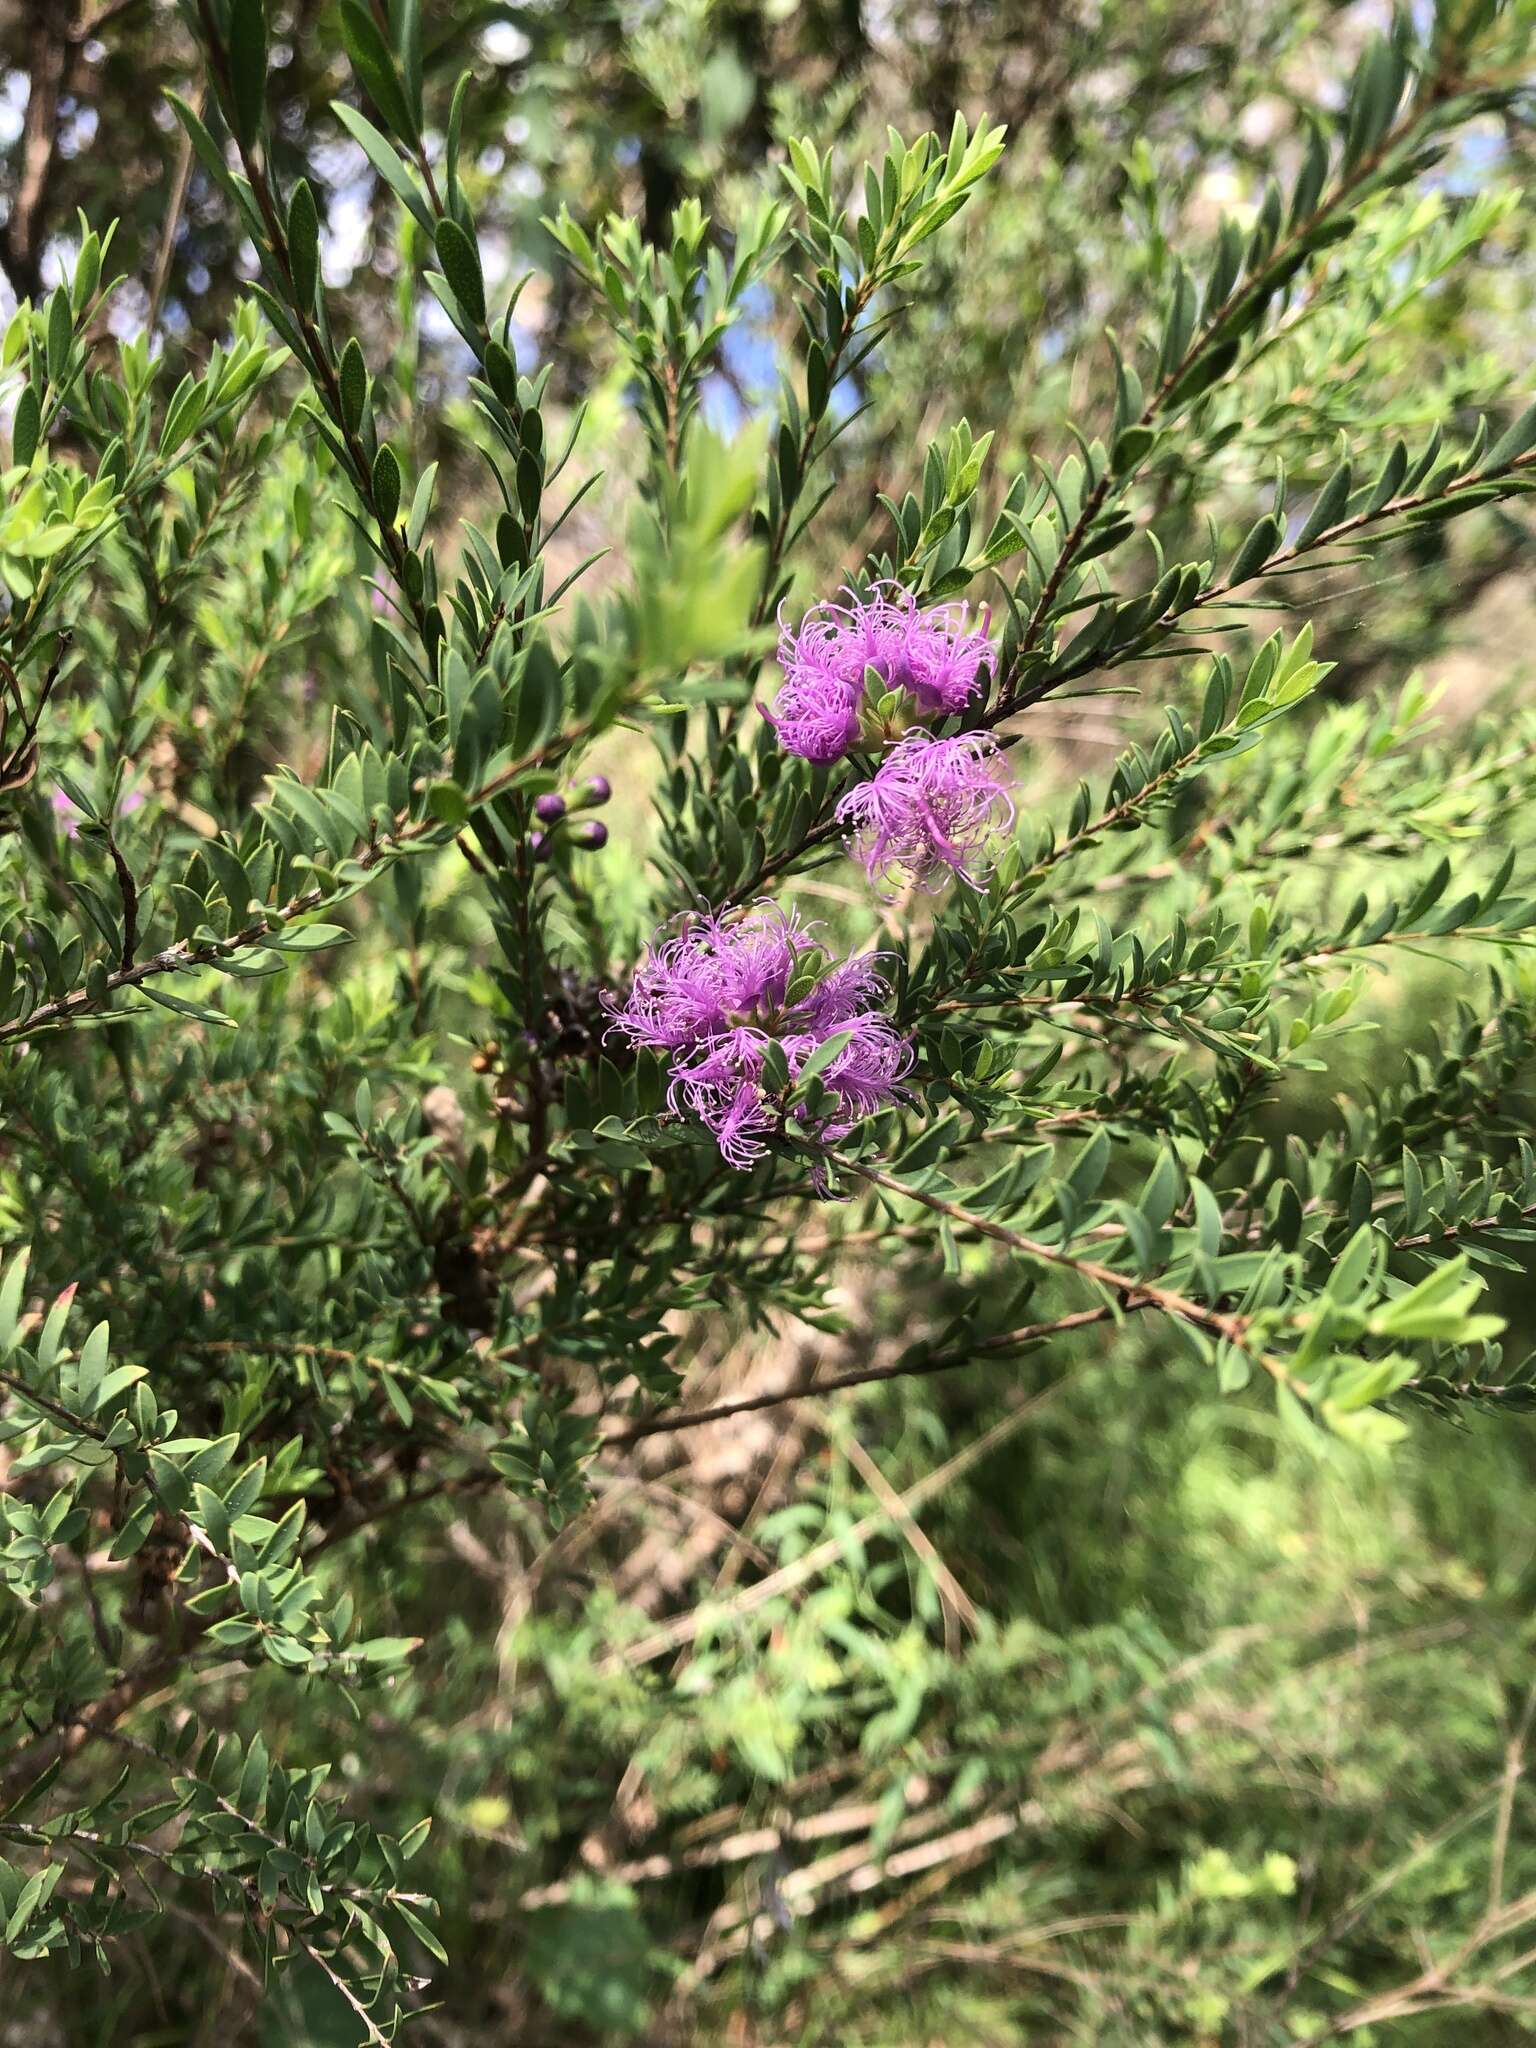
[50, 779, 147, 837]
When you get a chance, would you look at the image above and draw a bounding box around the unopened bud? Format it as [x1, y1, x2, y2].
[534, 791, 566, 822]
[572, 820, 608, 850]
[529, 830, 552, 862]
[574, 774, 611, 810]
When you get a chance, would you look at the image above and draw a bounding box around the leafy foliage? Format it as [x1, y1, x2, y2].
[3, 0, 1536, 2040]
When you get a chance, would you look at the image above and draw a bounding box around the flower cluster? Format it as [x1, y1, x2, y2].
[769, 581, 1015, 895]
[605, 902, 912, 1170]
[612, 586, 1014, 1173]
[528, 774, 611, 861]
[767, 581, 997, 764]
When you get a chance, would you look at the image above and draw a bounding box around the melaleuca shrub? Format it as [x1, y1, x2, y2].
[1, 0, 1536, 2035]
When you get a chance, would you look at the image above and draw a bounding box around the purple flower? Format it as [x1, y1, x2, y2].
[605, 901, 913, 1172]
[792, 951, 894, 1034]
[835, 730, 1015, 895]
[666, 1017, 915, 1170]
[902, 598, 999, 717]
[605, 901, 810, 1053]
[766, 582, 996, 763]
[666, 1027, 781, 1169]
[784, 1017, 915, 1126]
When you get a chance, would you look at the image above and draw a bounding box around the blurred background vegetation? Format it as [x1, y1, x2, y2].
[5, 0, 1536, 2041]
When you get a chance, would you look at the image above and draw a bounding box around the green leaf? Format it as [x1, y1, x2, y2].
[795, 1028, 855, 1087]
[236, 1733, 270, 1814]
[227, 0, 269, 150]
[483, 338, 519, 408]
[1323, 1403, 1408, 1452]
[165, 91, 238, 203]
[45, 289, 71, 387]
[286, 178, 320, 310]
[397, 0, 424, 129]
[223, 1459, 268, 1519]
[1111, 425, 1155, 474]
[72, 233, 101, 315]
[759, 1038, 791, 1096]
[1164, 338, 1239, 410]
[193, 1484, 232, 1555]
[329, 101, 433, 233]
[138, 986, 239, 1027]
[1227, 514, 1281, 588]
[247, 282, 306, 359]
[76, 1321, 109, 1405]
[338, 336, 367, 433]
[434, 216, 485, 327]
[372, 443, 402, 528]
[397, 1816, 432, 1861]
[0, 1250, 29, 1355]
[425, 779, 469, 825]
[356, 1633, 423, 1664]
[158, 373, 207, 458]
[393, 1899, 448, 1964]
[1295, 459, 1351, 549]
[259, 923, 354, 953]
[406, 460, 438, 548]
[340, 0, 419, 144]
[11, 385, 39, 467]
[109, 1498, 157, 1561]
[1368, 1259, 1504, 1343]
[1485, 399, 1536, 474]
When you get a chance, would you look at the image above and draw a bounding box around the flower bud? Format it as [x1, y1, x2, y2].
[572, 820, 608, 850]
[529, 830, 552, 862]
[573, 774, 611, 810]
[534, 791, 566, 822]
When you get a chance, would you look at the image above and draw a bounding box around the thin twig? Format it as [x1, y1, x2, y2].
[602, 1305, 1119, 1444]
[1488, 1683, 1536, 1916]
[601, 1384, 1069, 1673]
[145, 90, 199, 338]
[831, 1414, 980, 1644]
